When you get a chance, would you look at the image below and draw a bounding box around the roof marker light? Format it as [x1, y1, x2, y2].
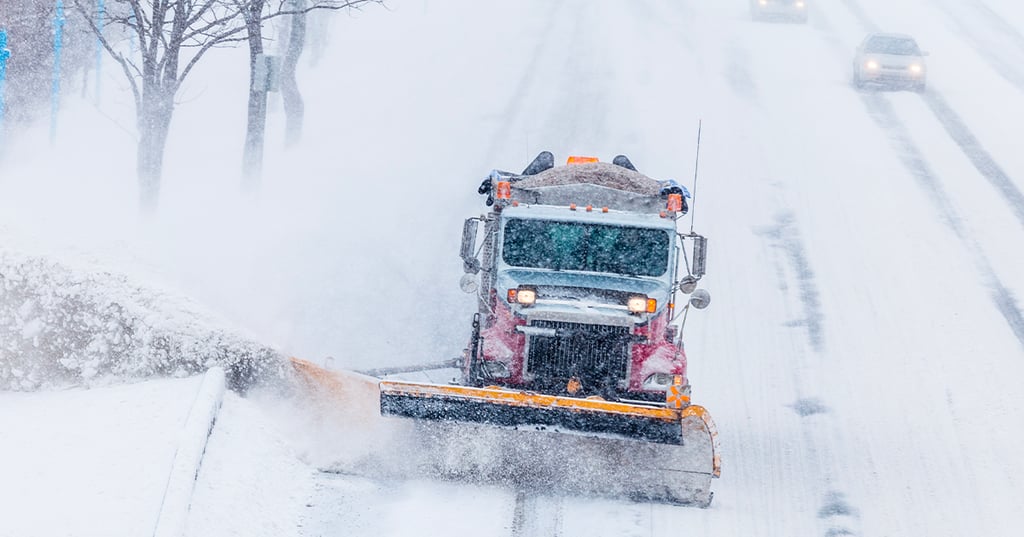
[567, 156, 599, 165]
[569, 203, 577, 211]
[602, 207, 609, 213]
[586, 205, 593, 212]
[667, 193, 683, 212]
[496, 181, 511, 200]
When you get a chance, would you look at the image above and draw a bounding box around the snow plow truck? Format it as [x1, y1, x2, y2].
[293, 152, 720, 506]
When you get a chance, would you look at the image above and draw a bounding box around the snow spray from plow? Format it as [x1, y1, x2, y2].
[291, 357, 720, 506]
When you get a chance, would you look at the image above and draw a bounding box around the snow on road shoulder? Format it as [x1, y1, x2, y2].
[0, 377, 205, 537]
[184, 391, 314, 537]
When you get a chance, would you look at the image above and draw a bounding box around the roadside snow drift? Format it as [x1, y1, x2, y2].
[0, 248, 288, 391]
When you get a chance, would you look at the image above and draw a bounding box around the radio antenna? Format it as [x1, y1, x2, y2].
[689, 120, 703, 234]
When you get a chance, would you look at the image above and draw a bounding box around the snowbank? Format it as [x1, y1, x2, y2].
[0, 248, 288, 391]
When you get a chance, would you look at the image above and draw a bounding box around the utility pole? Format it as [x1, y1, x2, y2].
[51, 0, 66, 145]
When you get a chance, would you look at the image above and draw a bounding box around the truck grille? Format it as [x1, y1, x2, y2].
[526, 320, 631, 385]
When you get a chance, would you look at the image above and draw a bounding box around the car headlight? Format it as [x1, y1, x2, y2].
[627, 295, 657, 314]
[909, 64, 923, 73]
[508, 287, 537, 306]
[795, 1, 805, 7]
[866, 60, 880, 70]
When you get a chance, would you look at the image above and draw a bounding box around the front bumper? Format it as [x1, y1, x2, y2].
[753, 5, 807, 19]
[860, 67, 925, 84]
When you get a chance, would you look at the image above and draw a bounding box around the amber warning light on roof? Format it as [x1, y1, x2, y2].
[496, 181, 512, 199]
[667, 193, 683, 212]
[566, 155, 599, 165]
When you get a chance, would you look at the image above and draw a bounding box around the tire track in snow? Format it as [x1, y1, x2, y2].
[932, 0, 1024, 91]
[630, 0, 697, 53]
[919, 91, 1024, 229]
[758, 211, 825, 353]
[860, 92, 1024, 344]
[725, 44, 759, 102]
[828, 0, 1024, 348]
[755, 195, 860, 537]
[538, 9, 610, 151]
[646, 5, 863, 535]
[836, 0, 1024, 231]
[511, 491, 563, 537]
[480, 5, 565, 168]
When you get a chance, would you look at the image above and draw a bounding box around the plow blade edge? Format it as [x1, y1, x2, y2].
[380, 380, 684, 444]
[380, 380, 721, 506]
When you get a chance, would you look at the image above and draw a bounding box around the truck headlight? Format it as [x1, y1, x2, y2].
[508, 287, 536, 306]
[628, 295, 657, 313]
[909, 64, 923, 73]
[516, 288, 536, 305]
[866, 60, 879, 70]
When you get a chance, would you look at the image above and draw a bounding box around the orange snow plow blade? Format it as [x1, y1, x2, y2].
[290, 357, 382, 425]
[291, 358, 721, 506]
[379, 379, 708, 445]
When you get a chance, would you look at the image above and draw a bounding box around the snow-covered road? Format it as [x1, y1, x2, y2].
[3, 0, 1024, 535]
[280, 2, 1024, 535]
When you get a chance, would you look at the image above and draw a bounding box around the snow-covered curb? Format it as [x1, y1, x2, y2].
[153, 367, 227, 537]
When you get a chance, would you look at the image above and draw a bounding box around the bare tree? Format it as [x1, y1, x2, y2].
[73, 0, 249, 210]
[237, 0, 381, 189]
[280, 0, 306, 146]
[73, 0, 380, 210]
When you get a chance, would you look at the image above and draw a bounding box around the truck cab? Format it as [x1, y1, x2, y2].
[460, 155, 708, 404]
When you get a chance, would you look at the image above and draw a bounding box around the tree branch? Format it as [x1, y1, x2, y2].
[71, 0, 142, 112]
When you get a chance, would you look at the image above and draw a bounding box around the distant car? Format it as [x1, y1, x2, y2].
[750, 0, 808, 23]
[853, 33, 928, 92]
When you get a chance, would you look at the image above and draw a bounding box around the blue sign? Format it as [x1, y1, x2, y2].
[0, 29, 10, 137]
[51, 0, 65, 143]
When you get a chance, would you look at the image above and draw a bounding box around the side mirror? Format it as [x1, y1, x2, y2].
[461, 218, 480, 274]
[689, 289, 711, 310]
[692, 235, 707, 278]
[678, 275, 698, 294]
[459, 273, 479, 294]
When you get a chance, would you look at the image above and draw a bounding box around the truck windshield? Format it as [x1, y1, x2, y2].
[502, 219, 670, 277]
